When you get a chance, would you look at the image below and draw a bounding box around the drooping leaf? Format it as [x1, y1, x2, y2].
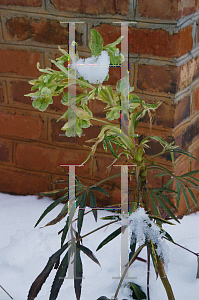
[74, 248, 83, 300]
[61, 217, 69, 247]
[186, 187, 198, 207]
[149, 192, 161, 217]
[89, 190, 97, 222]
[128, 282, 147, 299]
[149, 215, 175, 225]
[196, 256, 199, 279]
[96, 227, 123, 251]
[76, 244, 101, 267]
[146, 239, 158, 277]
[28, 242, 69, 300]
[163, 177, 174, 189]
[176, 180, 181, 209]
[156, 192, 177, 210]
[34, 193, 68, 227]
[49, 249, 71, 300]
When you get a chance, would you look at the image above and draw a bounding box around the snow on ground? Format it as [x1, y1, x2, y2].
[0, 192, 199, 300]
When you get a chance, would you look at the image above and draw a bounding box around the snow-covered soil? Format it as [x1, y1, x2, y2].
[0, 193, 199, 300]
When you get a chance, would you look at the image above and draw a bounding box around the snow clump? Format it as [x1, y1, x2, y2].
[72, 50, 110, 84]
[128, 207, 170, 272]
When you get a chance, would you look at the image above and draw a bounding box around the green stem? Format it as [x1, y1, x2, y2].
[113, 243, 146, 300]
[157, 257, 175, 300]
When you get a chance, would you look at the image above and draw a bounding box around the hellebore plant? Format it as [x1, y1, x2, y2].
[26, 29, 199, 300]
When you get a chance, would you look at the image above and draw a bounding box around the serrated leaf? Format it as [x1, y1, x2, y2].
[96, 227, 122, 251]
[89, 29, 104, 56]
[89, 190, 97, 222]
[49, 249, 71, 300]
[76, 244, 101, 267]
[28, 242, 69, 300]
[74, 248, 83, 300]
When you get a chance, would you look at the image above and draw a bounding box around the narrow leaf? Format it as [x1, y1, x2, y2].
[89, 190, 97, 222]
[96, 227, 122, 251]
[76, 244, 101, 267]
[77, 192, 88, 234]
[181, 186, 191, 211]
[90, 186, 109, 197]
[176, 180, 181, 209]
[74, 248, 83, 300]
[187, 188, 198, 207]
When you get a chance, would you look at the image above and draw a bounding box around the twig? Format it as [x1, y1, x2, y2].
[147, 246, 150, 300]
[0, 285, 13, 299]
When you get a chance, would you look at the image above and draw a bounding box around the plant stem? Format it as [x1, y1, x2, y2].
[157, 257, 175, 300]
[0, 285, 13, 299]
[147, 246, 150, 300]
[163, 237, 199, 257]
[113, 244, 146, 300]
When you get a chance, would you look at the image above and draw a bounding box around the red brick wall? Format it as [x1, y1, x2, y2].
[0, 0, 199, 214]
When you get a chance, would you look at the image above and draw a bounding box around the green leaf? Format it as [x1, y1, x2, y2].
[128, 282, 146, 300]
[74, 248, 83, 300]
[106, 139, 119, 159]
[146, 239, 158, 276]
[89, 190, 97, 222]
[76, 244, 101, 267]
[151, 192, 180, 223]
[90, 186, 109, 197]
[61, 217, 69, 247]
[163, 178, 174, 189]
[129, 202, 137, 215]
[181, 170, 199, 177]
[156, 192, 177, 210]
[149, 192, 161, 217]
[89, 29, 104, 56]
[50, 249, 71, 300]
[34, 193, 68, 227]
[181, 186, 191, 211]
[197, 256, 199, 279]
[102, 139, 108, 152]
[96, 227, 122, 251]
[28, 242, 69, 300]
[176, 180, 181, 209]
[187, 187, 198, 207]
[149, 215, 175, 225]
[77, 192, 88, 234]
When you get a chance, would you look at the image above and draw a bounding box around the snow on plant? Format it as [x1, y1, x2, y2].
[72, 50, 110, 84]
[25, 28, 199, 300]
[128, 207, 170, 273]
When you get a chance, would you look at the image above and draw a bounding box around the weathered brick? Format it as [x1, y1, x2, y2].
[178, 0, 199, 19]
[137, 64, 178, 94]
[191, 143, 199, 171]
[0, 49, 41, 77]
[10, 80, 32, 105]
[0, 139, 12, 162]
[0, 166, 51, 195]
[15, 143, 90, 175]
[0, 81, 6, 103]
[174, 96, 190, 126]
[51, 0, 129, 15]
[192, 86, 199, 113]
[94, 24, 193, 58]
[0, 0, 41, 6]
[178, 56, 199, 91]
[138, 0, 178, 19]
[5, 17, 83, 45]
[175, 117, 199, 149]
[0, 109, 45, 140]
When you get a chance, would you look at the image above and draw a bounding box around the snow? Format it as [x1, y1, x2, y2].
[0, 192, 199, 300]
[72, 50, 110, 84]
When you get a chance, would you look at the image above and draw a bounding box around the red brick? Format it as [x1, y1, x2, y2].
[193, 87, 199, 112]
[191, 143, 199, 171]
[174, 96, 190, 126]
[5, 17, 83, 46]
[0, 0, 41, 6]
[0, 49, 41, 77]
[51, 0, 129, 15]
[50, 118, 102, 146]
[0, 109, 45, 140]
[138, 0, 178, 19]
[175, 117, 199, 149]
[10, 80, 32, 105]
[137, 64, 178, 93]
[15, 143, 90, 175]
[0, 81, 5, 103]
[177, 0, 199, 19]
[175, 156, 189, 176]
[0, 166, 50, 195]
[94, 24, 193, 58]
[0, 139, 12, 162]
